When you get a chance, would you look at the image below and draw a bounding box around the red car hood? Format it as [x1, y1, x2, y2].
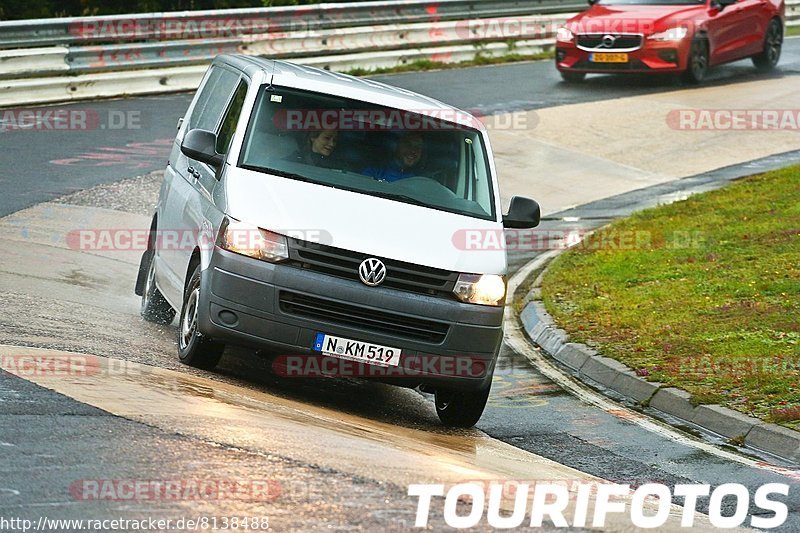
[567, 4, 707, 35]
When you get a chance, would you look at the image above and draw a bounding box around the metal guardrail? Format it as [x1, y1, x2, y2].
[57, 14, 567, 74]
[0, 0, 796, 107]
[0, 1, 581, 83]
[788, 0, 800, 25]
[0, 0, 581, 81]
[0, 0, 584, 49]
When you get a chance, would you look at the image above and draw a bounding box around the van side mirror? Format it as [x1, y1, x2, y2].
[503, 196, 541, 229]
[181, 128, 224, 169]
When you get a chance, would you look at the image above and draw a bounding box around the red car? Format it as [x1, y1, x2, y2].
[555, 0, 785, 83]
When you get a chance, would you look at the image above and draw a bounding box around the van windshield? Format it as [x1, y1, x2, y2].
[239, 86, 496, 221]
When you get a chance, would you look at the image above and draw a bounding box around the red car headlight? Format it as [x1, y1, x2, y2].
[649, 27, 690, 41]
[556, 27, 575, 42]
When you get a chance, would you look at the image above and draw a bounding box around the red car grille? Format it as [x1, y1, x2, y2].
[577, 34, 643, 51]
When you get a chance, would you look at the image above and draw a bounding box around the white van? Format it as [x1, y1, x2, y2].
[135, 55, 540, 427]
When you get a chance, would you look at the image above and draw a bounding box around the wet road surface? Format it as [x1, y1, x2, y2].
[2, 151, 799, 528]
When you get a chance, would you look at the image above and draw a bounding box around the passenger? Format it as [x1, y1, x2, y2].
[290, 128, 339, 168]
[362, 132, 424, 182]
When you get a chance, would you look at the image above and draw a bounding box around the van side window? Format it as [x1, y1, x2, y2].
[188, 67, 240, 132]
[216, 80, 248, 155]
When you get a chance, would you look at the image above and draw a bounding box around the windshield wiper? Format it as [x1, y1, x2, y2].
[370, 191, 431, 209]
[241, 165, 319, 184]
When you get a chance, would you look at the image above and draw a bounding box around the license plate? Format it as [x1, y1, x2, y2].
[313, 333, 401, 367]
[590, 52, 628, 63]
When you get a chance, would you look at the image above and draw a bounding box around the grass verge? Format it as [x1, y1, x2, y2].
[540, 165, 800, 428]
[786, 25, 800, 37]
[344, 51, 554, 77]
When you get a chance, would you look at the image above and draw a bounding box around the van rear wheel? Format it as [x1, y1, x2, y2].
[435, 383, 491, 428]
[177, 265, 224, 370]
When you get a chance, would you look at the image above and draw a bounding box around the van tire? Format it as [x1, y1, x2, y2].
[177, 265, 224, 370]
[435, 384, 491, 428]
[140, 252, 176, 325]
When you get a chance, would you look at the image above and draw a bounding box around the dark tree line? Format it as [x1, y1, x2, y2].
[0, 0, 369, 21]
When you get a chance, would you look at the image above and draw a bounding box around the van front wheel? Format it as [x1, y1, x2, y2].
[140, 252, 176, 325]
[177, 265, 224, 370]
[435, 384, 491, 428]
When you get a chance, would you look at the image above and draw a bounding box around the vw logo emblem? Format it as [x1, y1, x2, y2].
[358, 258, 387, 287]
[600, 34, 617, 48]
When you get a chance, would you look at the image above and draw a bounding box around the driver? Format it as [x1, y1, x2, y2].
[362, 131, 424, 182]
[288, 127, 339, 168]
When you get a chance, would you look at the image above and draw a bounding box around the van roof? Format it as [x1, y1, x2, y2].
[213, 54, 475, 123]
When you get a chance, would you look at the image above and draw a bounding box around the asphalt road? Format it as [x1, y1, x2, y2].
[0, 38, 798, 217]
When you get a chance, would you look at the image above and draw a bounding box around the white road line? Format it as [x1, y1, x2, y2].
[505, 252, 800, 481]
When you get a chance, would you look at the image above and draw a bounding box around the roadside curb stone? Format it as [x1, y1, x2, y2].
[517, 250, 799, 466]
[538, 328, 568, 356]
[519, 303, 541, 333]
[745, 424, 800, 463]
[650, 387, 697, 422]
[691, 405, 762, 440]
[553, 343, 594, 372]
[579, 356, 631, 390]
[609, 372, 662, 404]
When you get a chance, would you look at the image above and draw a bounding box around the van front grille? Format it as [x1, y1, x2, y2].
[286, 238, 458, 298]
[279, 291, 450, 344]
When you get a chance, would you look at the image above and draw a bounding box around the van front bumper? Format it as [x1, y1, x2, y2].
[197, 247, 504, 391]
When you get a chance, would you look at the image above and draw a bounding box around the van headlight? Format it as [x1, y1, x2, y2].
[453, 274, 506, 306]
[217, 218, 288, 262]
